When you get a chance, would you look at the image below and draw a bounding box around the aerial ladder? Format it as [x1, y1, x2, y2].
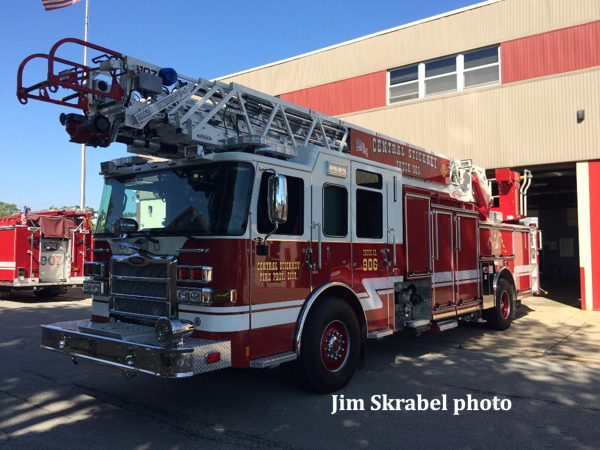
[18, 38, 350, 161]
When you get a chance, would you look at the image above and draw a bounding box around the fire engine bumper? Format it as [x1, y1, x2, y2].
[41, 319, 231, 378]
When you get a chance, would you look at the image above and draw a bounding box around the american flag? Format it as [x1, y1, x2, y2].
[355, 137, 368, 157]
[42, 0, 81, 11]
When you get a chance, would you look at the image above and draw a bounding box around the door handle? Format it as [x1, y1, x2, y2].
[383, 248, 391, 267]
[387, 227, 397, 265]
[311, 222, 322, 270]
[456, 216, 461, 251]
[433, 212, 439, 261]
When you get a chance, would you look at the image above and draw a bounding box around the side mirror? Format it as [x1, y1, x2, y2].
[268, 174, 288, 225]
[257, 174, 288, 256]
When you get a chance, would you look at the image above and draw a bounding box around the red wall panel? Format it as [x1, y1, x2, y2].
[280, 71, 387, 116]
[589, 161, 600, 311]
[502, 21, 600, 83]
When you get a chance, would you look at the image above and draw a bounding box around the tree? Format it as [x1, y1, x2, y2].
[61, 206, 97, 229]
[0, 202, 18, 217]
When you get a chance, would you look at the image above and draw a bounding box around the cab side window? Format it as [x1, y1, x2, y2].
[323, 184, 348, 237]
[257, 173, 304, 235]
[356, 169, 383, 239]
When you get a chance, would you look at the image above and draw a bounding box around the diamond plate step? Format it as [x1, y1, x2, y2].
[250, 351, 297, 368]
[367, 328, 394, 339]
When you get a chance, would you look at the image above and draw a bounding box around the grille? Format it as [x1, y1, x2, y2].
[110, 257, 172, 318]
[112, 278, 168, 299]
[411, 279, 432, 320]
[113, 297, 170, 317]
[111, 261, 167, 278]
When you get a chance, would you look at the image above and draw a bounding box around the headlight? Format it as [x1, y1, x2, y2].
[154, 317, 194, 346]
[83, 280, 105, 294]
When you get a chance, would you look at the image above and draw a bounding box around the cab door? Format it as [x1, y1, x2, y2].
[250, 165, 312, 359]
[351, 161, 390, 332]
[310, 156, 352, 290]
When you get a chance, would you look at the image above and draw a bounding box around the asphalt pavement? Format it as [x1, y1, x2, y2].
[1, 289, 599, 449]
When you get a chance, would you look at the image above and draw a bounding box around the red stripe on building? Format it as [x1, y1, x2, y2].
[502, 21, 600, 84]
[589, 161, 600, 310]
[280, 71, 387, 116]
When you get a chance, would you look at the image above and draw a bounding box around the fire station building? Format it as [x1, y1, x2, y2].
[218, 0, 600, 310]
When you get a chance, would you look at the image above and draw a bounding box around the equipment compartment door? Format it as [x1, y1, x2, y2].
[514, 230, 532, 294]
[432, 210, 454, 312]
[454, 214, 480, 311]
[405, 194, 431, 276]
[39, 239, 69, 282]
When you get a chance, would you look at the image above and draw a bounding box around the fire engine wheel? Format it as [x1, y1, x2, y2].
[34, 288, 67, 298]
[0, 289, 10, 299]
[484, 279, 515, 331]
[294, 297, 360, 394]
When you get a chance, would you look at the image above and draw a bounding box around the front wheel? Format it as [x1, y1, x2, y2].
[293, 297, 360, 394]
[484, 279, 515, 330]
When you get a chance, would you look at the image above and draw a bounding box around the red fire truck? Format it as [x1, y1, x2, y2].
[0, 209, 92, 298]
[17, 39, 541, 392]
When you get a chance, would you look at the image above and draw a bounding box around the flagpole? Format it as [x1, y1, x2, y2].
[80, 0, 89, 210]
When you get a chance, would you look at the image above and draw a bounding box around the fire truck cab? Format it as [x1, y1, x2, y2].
[17, 38, 541, 392]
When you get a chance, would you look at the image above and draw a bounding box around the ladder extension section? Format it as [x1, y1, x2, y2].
[17, 38, 349, 159]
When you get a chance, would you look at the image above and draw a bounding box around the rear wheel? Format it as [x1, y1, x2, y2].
[34, 288, 67, 298]
[0, 288, 10, 300]
[484, 279, 515, 330]
[293, 297, 360, 394]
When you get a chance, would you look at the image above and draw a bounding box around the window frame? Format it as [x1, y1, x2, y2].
[322, 183, 349, 238]
[388, 63, 420, 104]
[353, 167, 384, 240]
[255, 170, 307, 238]
[387, 45, 501, 104]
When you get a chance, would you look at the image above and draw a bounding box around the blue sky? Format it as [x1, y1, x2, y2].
[0, 0, 481, 212]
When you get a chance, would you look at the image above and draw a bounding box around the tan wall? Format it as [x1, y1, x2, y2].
[220, 0, 600, 95]
[338, 68, 600, 169]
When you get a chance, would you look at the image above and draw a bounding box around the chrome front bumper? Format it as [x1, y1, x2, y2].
[41, 319, 231, 378]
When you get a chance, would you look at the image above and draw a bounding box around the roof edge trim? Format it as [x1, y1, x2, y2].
[214, 0, 501, 81]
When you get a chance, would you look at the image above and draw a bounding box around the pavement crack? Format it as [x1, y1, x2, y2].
[544, 324, 585, 354]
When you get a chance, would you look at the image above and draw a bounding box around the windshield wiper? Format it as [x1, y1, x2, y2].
[117, 241, 159, 257]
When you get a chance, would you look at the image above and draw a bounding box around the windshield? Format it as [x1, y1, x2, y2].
[96, 162, 254, 236]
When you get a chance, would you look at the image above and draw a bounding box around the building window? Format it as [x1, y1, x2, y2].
[388, 45, 500, 104]
[257, 173, 304, 236]
[425, 56, 457, 96]
[389, 64, 419, 103]
[463, 46, 500, 88]
[323, 185, 348, 237]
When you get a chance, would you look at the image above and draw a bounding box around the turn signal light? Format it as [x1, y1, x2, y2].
[84, 262, 105, 277]
[206, 351, 221, 364]
[178, 266, 212, 283]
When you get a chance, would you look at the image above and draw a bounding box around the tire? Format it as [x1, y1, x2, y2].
[34, 288, 67, 298]
[0, 289, 10, 300]
[293, 297, 360, 394]
[484, 279, 515, 330]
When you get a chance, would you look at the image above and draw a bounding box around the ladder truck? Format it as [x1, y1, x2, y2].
[17, 38, 541, 392]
